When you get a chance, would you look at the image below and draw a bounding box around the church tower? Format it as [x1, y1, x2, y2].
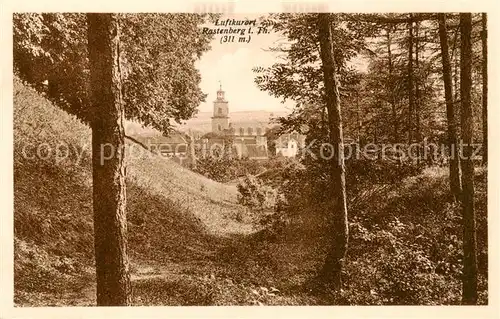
[211, 83, 229, 133]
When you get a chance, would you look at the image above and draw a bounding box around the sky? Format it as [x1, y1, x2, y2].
[195, 14, 295, 113]
[195, 14, 368, 115]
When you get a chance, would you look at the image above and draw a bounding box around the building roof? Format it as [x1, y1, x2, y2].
[133, 132, 188, 145]
[232, 120, 269, 127]
[275, 133, 305, 148]
[243, 144, 268, 159]
[243, 138, 257, 145]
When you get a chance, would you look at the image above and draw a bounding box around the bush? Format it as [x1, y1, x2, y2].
[236, 175, 279, 228]
[192, 155, 264, 183]
[341, 217, 463, 305]
[237, 175, 276, 210]
[346, 158, 424, 192]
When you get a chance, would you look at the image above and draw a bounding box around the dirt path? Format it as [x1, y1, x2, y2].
[41, 230, 250, 306]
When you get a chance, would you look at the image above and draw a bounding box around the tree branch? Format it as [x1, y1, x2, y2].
[351, 13, 437, 25]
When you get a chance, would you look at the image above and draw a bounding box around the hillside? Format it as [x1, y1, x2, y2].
[13, 78, 254, 305]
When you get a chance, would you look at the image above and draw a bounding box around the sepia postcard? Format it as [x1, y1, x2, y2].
[1, 0, 499, 318]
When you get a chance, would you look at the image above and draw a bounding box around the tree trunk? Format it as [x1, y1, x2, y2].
[386, 27, 398, 143]
[438, 13, 462, 201]
[415, 21, 421, 164]
[189, 131, 197, 170]
[481, 13, 488, 165]
[87, 13, 131, 306]
[459, 12, 478, 305]
[317, 13, 349, 292]
[356, 92, 362, 145]
[407, 14, 414, 145]
[452, 26, 460, 121]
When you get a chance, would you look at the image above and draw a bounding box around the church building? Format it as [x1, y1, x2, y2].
[211, 84, 230, 133]
[205, 85, 269, 160]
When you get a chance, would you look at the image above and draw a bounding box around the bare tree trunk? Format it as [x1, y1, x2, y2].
[453, 56, 459, 103]
[481, 13, 488, 165]
[451, 25, 460, 122]
[459, 12, 478, 305]
[356, 92, 362, 145]
[438, 13, 462, 201]
[317, 13, 349, 292]
[322, 105, 326, 126]
[87, 13, 131, 306]
[189, 131, 197, 170]
[415, 21, 421, 164]
[407, 14, 414, 145]
[386, 27, 398, 143]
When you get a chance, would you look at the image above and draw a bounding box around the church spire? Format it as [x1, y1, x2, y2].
[212, 81, 229, 132]
[216, 81, 225, 101]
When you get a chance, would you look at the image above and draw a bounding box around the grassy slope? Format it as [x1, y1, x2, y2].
[13, 78, 254, 305]
[13, 78, 488, 306]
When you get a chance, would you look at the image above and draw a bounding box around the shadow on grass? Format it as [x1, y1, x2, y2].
[132, 276, 215, 306]
[13, 157, 234, 305]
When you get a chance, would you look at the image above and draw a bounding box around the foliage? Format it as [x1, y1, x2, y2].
[13, 13, 214, 134]
[236, 175, 277, 215]
[121, 14, 213, 132]
[254, 14, 372, 105]
[14, 77, 488, 306]
[193, 155, 264, 183]
[14, 12, 489, 306]
[254, 13, 486, 148]
[264, 125, 281, 156]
